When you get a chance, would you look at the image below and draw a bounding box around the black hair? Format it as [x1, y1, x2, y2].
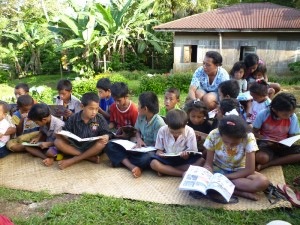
[218, 80, 240, 98]
[166, 109, 188, 130]
[184, 99, 209, 118]
[138, 91, 159, 114]
[219, 98, 240, 116]
[96, 78, 111, 91]
[229, 61, 246, 78]
[270, 92, 297, 116]
[244, 53, 259, 68]
[249, 79, 268, 96]
[0, 101, 9, 114]
[28, 103, 50, 121]
[15, 83, 29, 93]
[219, 115, 247, 139]
[81, 92, 99, 107]
[253, 63, 267, 76]
[165, 87, 180, 99]
[205, 51, 223, 66]
[16, 95, 34, 108]
[57, 79, 72, 91]
[110, 82, 129, 99]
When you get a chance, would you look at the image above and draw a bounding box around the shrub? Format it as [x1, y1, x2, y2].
[288, 61, 300, 73]
[29, 85, 54, 104]
[167, 73, 193, 93]
[139, 74, 168, 94]
[72, 78, 97, 99]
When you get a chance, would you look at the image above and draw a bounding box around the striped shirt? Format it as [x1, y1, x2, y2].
[40, 115, 65, 142]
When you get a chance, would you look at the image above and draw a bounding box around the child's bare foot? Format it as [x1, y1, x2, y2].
[157, 171, 163, 177]
[86, 155, 101, 164]
[234, 190, 259, 201]
[131, 167, 142, 178]
[43, 158, 54, 167]
[58, 158, 75, 170]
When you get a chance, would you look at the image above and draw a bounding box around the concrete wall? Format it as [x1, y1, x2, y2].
[173, 32, 300, 74]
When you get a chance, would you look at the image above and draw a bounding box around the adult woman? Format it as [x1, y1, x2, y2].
[244, 53, 281, 95]
[188, 51, 229, 110]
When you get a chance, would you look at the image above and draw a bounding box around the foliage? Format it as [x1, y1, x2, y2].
[288, 61, 300, 73]
[268, 73, 300, 85]
[29, 85, 54, 104]
[71, 78, 97, 99]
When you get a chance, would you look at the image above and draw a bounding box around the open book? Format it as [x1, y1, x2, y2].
[22, 142, 42, 147]
[258, 134, 300, 147]
[48, 105, 68, 117]
[110, 139, 156, 153]
[179, 165, 235, 203]
[159, 151, 202, 157]
[57, 130, 105, 142]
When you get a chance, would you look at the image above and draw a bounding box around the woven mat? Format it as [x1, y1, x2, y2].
[0, 153, 291, 211]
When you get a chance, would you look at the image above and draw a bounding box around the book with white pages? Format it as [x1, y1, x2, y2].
[159, 151, 202, 157]
[110, 139, 156, 152]
[57, 130, 105, 142]
[22, 142, 42, 147]
[259, 134, 300, 147]
[179, 165, 235, 203]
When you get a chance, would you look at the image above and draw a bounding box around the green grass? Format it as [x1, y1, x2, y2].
[1, 74, 300, 224]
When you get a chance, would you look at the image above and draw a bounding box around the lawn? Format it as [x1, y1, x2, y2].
[0, 74, 300, 224]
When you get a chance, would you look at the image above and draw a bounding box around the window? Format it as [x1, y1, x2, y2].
[183, 45, 198, 63]
[239, 46, 257, 61]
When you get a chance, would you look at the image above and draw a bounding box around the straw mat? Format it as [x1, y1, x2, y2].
[0, 153, 291, 211]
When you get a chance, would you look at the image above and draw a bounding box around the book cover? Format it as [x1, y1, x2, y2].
[110, 139, 156, 153]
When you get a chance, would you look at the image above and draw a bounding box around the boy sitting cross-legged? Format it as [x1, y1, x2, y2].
[24, 103, 65, 166]
[54, 92, 113, 170]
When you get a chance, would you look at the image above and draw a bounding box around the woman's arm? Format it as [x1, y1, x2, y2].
[226, 152, 255, 180]
[188, 85, 198, 100]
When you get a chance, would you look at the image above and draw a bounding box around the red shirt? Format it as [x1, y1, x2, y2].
[109, 101, 138, 129]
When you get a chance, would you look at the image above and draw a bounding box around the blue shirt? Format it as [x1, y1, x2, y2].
[99, 96, 114, 113]
[190, 66, 229, 93]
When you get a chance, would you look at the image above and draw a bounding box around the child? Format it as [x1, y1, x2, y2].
[96, 78, 114, 122]
[159, 87, 180, 117]
[253, 92, 300, 171]
[14, 83, 30, 99]
[248, 79, 271, 124]
[0, 102, 12, 158]
[24, 103, 65, 166]
[55, 92, 113, 169]
[184, 99, 212, 154]
[106, 91, 166, 178]
[203, 115, 269, 200]
[150, 109, 203, 177]
[229, 61, 247, 93]
[248, 64, 275, 99]
[6, 95, 39, 152]
[109, 82, 138, 138]
[55, 79, 81, 121]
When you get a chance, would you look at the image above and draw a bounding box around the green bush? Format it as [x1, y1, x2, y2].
[72, 78, 97, 99]
[167, 73, 193, 93]
[268, 74, 300, 85]
[288, 61, 300, 73]
[29, 85, 54, 104]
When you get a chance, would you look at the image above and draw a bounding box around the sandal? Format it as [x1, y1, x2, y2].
[264, 183, 287, 204]
[277, 184, 300, 207]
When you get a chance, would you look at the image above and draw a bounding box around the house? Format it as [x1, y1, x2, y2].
[154, 3, 300, 74]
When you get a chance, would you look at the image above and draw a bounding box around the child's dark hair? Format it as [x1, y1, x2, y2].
[165, 87, 180, 100]
[96, 78, 111, 91]
[0, 101, 9, 114]
[270, 92, 297, 115]
[219, 98, 240, 116]
[15, 83, 29, 93]
[28, 103, 50, 121]
[17, 95, 34, 108]
[218, 80, 240, 98]
[205, 51, 223, 66]
[244, 53, 259, 68]
[249, 79, 268, 96]
[139, 91, 159, 114]
[253, 63, 267, 76]
[166, 109, 188, 130]
[81, 92, 99, 107]
[57, 79, 72, 91]
[111, 82, 129, 99]
[219, 115, 247, 139]
[229, 61, 246, 78]
[184, 99, 209, 118]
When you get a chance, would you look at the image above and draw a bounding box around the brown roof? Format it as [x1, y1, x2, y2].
[154, 3, 300, 32]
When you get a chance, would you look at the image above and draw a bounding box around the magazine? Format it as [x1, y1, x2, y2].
[110, 139, 156, 153]
[48, 105, 68, 117]
[258, 134, 300, 147]
[179, 165, 235, 203]
[56, 130, 105, 142]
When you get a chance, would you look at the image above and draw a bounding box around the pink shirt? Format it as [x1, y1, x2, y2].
[155, 125, 197, 154]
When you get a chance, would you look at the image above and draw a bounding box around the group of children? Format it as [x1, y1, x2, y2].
[0, 70, 299, 202]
